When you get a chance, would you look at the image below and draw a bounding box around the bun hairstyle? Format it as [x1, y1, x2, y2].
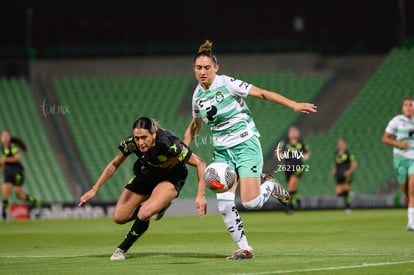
[198, 40, 213, 53]
[194, 39, 218, 65]
[132, 117, 157, 134]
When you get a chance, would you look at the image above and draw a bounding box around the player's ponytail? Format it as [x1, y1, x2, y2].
[132, 117, 158, 134]
[194, 39, 218, 65]
[11, 137, 28, 152]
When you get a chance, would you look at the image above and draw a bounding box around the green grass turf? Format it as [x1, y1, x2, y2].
[0, 209, 413, 274]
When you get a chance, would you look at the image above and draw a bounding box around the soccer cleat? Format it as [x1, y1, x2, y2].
[263, 174, 291, 206]
[154, 201, 172, 221]
[407, 224, 414, 231]
[110, 248, 126, 261]
[226, 249, 254, 260]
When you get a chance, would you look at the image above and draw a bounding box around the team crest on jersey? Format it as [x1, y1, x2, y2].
[215, 91, 224, 103]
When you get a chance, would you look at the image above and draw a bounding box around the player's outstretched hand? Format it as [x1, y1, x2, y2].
[79, 188, 97, 206]
[293, 102, 317, 114]
[195, 195, 207, 218]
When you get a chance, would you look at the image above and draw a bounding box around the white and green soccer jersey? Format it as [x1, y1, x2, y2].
[385, 114, 414, 159]
[192, 74, 260, 149]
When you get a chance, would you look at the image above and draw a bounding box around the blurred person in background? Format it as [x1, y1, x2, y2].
[382, 98, 414, 231]
[1, 130, 41, 221]
[331, 137, 357, 213]
[275, 126, 311, 214]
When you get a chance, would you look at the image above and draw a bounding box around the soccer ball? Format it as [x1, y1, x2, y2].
[204, 162, 236, 193]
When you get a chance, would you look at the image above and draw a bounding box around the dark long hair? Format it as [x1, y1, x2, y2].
[132, 117, 158, 134]
[11, 137, 28, 152]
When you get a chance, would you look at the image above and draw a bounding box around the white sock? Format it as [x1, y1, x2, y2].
[260, 179, 274, 204]
[242, 179, 274, 209]
[217, 192, 250, 250]
[408, 207, 414, 225]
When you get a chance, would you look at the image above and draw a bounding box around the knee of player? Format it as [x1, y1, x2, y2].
[113, 212, 129, 224]
[242, 196, 263, 210]
[16, 193, 27, 200]
[137, 205, 154, 221]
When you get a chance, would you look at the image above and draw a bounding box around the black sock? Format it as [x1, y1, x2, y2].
[25, 194, 38, 206]
[289, 191, 297, 210]
[118, 217, 150, 252]
[338, 191, 350, 209]
[2, 200, 9, 220]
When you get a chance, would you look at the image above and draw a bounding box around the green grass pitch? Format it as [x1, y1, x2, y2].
[1, 209, 413, 274]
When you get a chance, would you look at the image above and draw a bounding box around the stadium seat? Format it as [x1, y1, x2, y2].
[0, 78, 74, 203]
[300, 47, 414, 196]
[53, 73, 327, 201]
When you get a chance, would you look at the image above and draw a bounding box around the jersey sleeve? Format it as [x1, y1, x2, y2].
[385, 116, 399, 135]
[224, 75, 253, 98]
[304, 142, 311, 152]
[167, 135, 193, 163]
[11, 143, 19, 155]
[118, 135, 137, 156]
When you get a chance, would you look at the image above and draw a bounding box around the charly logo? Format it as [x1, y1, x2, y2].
[215, 91, 224, 103]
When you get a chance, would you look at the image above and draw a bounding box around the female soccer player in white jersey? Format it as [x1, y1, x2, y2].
[183, 40, 317, 260]
[382, 98, 414, 231]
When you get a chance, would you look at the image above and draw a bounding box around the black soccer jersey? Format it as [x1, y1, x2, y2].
[334, 149, 355, 176]
[0, 143, 24, 173]
[118, 127, 192, 172]
[280, 139, 310, 166]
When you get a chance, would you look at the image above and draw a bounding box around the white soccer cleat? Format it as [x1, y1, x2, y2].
[262, 174, 291, 206]
[407, 224, 414, 232]
[226, 248, 254, 260]
[110, 248, 126, 261]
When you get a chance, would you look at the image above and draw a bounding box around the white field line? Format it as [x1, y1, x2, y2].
[235, 260, 414, 275]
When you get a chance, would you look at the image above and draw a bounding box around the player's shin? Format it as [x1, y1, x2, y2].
[408, 207, 414, 226]
[217, 192, 251, 250]
[118, 217, 150, 252]
[2, 200, 9, 220]
[26, 194, 41, 208]
[338, 191, 350, 209]
[242, 179, 273, 209]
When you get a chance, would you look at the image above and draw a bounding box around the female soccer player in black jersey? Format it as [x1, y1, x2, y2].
[275, 126, 311, 214]
[79, 117, 206, 261]
[1, 130, 41, 220]
[331, 138, 357, 212]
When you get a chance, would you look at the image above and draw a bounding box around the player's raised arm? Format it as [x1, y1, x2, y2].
[248, 86, 317, 114]
[79, 152, 127, 206]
